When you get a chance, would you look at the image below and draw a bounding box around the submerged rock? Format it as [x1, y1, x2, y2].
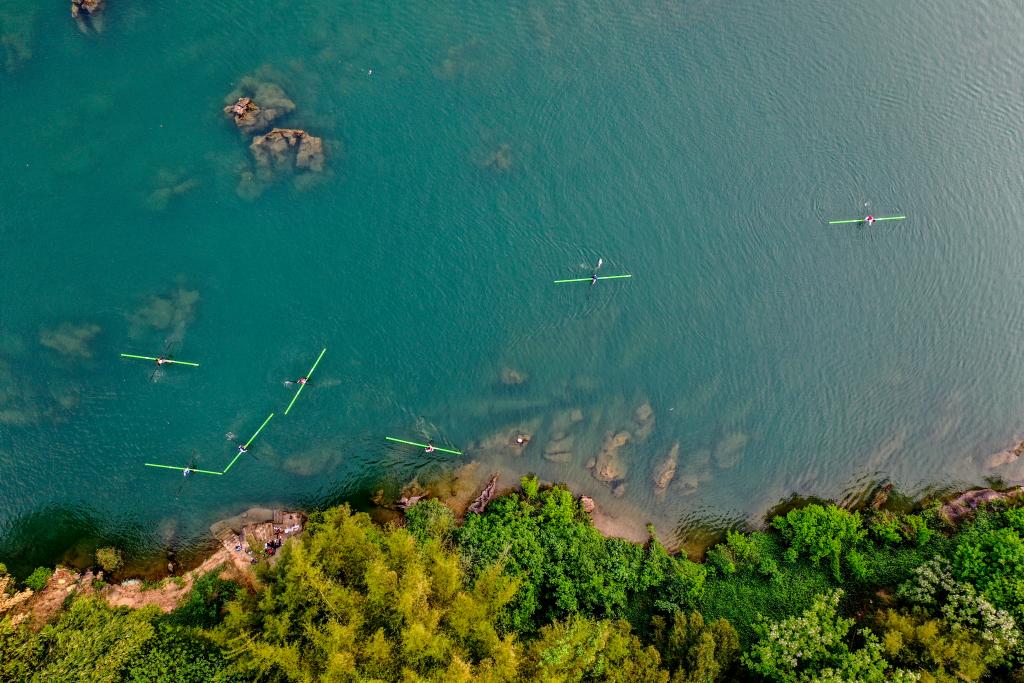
[543, 433, 574, 463]
[127, 285, 199, 334]
[713, 432, 748, 469]
[593, 430, 630, 482]
[39, 323, 101, 359]
[500, 366, 527, 385]
[146, 169, 197, 211]
[482, 143, 512, 172]
[651, 442, 680, 495]
[633, 402, 655, 441]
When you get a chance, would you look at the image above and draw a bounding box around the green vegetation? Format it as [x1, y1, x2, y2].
[3, 484, 1024, 681]
[94, 547, 123, 573]
[23, 567, 52, 592]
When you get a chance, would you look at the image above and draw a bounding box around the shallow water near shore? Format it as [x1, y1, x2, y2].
[2, 0, 1024, 573]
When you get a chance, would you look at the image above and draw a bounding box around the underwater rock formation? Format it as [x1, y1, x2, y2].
[1, 8, 35, 73]
[145, 169, 198, 211]
[500, 366, 526, 385]
[632, 402, 655, 441]
[222, 77, 295, 134]
[543, 432, 574, 463]
[127, 284, 199, 336]
[651, 442, 679, 495]
[71, 0, 104, 33]
[593, 430, 630, 482]
[39, 323, 101, 359]
[713, 432, 748, 469]
[482, 144, 512, 172]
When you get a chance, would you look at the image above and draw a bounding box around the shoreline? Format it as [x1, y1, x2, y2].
[6, 477, 1023, 627]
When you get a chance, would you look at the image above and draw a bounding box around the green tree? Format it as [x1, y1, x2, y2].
[214, 504, 521, 682]
[457, 486, 687, 631]
[742, 590, 917, 683]
[772, 505, 866, 581]
[23, 567, 52, 592]
[522, 616, 668, 683]
[650, 611, 739, 683]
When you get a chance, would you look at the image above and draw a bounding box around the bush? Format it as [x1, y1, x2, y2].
[24, 567, 52, 592]
[404, 498, 456, 544]
[743, 590, 917, 682]
[95, 547, 123, 573]
[521, 474, 540, 500]
[166, 571, 239, 628]
[772, 504, 866, 580]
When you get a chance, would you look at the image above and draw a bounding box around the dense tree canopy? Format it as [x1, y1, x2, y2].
[3, 485, 1024, 682]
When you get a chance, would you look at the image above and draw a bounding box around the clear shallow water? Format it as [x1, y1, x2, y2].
[1, 0, 1024, 573]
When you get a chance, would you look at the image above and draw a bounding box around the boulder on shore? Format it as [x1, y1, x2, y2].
[940, 487, 1024, 525]
[579, 496, 596, 514]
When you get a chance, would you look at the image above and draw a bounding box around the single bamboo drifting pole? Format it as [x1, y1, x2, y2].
[223, 413, 275, 473]
[120, 353, 200, 367]
[144, 463, 222, 475]
[284, 348, 327, 415]
[827, 216, 906, 225]
[385, 436, 462, 455]
[553, 274, 633, 284]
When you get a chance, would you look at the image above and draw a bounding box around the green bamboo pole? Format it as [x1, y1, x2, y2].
[284, 348, 327, 415]
[120, 353, 200, 367]
[145, 463, 222, 475]
[827, 216, 906, 225]
[222, 451, 244, 474]
[553, 274, 633, 284]
[385, 436, 462, 455]
[244, 413, 275, 448]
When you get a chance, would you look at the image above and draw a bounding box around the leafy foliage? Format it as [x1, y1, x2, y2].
[953, 519, 1024, 621]
[772, 504, 866, 581]
[23, 567, 52, 592]
[522, 616, 668, 683]
[650, 610, 739, 682]
[166, 570, 239, 628]
[95, 547, 123, 573]
[457, 485, 686, 632]
[743, 590, 918, 683]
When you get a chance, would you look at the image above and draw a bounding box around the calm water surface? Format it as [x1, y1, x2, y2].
[2, 0, 1024, 572]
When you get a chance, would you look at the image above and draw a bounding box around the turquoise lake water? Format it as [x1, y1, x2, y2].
[2, 0, 1024, 573]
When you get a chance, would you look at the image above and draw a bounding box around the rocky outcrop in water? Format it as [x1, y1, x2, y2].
[250, 128, 325, 173]
[239, 128, 326, 199]
[222, 78, 296, 134]
[71, 0, 104, 33]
